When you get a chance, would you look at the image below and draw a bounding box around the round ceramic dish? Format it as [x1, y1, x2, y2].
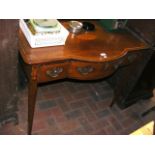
[33, 19, 58, 28]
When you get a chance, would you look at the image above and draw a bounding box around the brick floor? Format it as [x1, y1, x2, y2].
[0, 80, 155, 135]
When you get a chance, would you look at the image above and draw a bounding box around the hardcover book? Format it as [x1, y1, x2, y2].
[29, 19, 61, 33]
[19, 19, 69, 48]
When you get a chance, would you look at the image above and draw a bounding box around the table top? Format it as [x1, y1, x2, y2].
[19, 20, 149, 65]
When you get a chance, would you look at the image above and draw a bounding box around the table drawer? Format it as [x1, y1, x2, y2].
[38, 62, 68, 82]
[68, 61, 118, 80]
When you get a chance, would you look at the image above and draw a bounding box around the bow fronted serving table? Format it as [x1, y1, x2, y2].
[18, 20, 149, 134]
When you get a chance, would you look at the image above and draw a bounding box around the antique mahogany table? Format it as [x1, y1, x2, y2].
[18, 21, 148, 134]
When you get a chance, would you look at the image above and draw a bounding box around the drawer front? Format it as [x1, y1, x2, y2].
[68, 61, 119, 80]
[38, 62, 68, 82]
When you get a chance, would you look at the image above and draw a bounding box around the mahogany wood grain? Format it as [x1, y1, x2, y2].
[28, 78, 37, 135]
[68, 60, 119, 80]
[38, 61, 69, 82]
[18, 20, 149, 134]
[19, 21, 148, 65]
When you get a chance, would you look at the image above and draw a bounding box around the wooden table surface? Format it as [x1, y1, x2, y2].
[19, 21, 148, 65]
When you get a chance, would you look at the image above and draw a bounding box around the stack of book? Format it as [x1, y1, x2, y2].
[19, 19, 69, 48]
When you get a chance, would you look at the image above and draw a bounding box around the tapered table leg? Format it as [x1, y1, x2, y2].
[28, 79, 37, 135]
[110, 50, 153, 109]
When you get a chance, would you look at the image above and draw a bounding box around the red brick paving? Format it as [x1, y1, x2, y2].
[0, 80, 155, 135]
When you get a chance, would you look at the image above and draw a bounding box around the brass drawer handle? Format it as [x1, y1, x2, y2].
[46, 67, 63, 78]
[77, 66, 94, 75]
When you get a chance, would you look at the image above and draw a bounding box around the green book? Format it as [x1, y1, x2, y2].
[99, 19, 127, 32]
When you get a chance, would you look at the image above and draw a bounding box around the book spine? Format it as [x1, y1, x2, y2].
[19, 19, 34, 47]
